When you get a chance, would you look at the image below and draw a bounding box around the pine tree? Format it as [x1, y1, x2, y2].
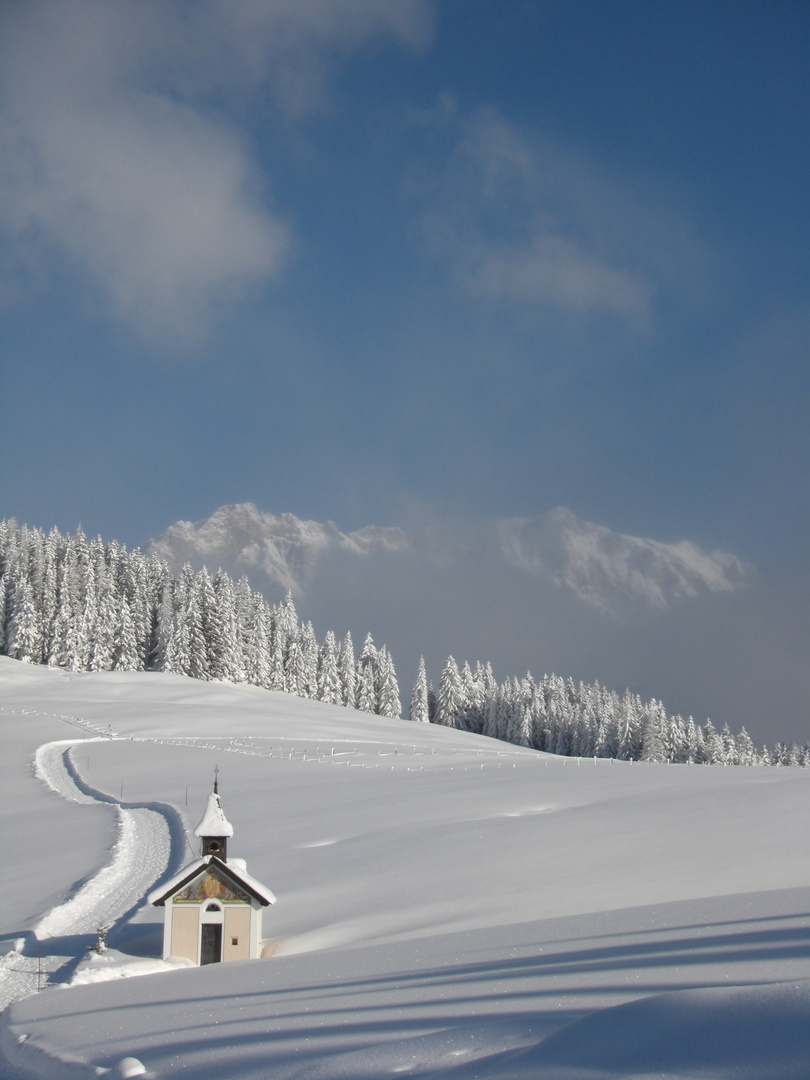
[275, 592, 299, 692]
[528, 681, 549, 750]
[496, 679, 517, 742]
[213, 571, 245, 683]
[702, 720, 723, 764]
[514, 702, 533, 747]
[720, 723, 737, 765]
[144, 557, 171, 670]
[356, 633, 378, 713]
[665, 712, 691, 764]
[483, 683, 500, 739]
[543, 675, 567, 753]
[500, 678, 524, 747]
[640, 701, 666, 762]
[616, 690, 642, 760]
[409, 656, 430, 723]
[40, 528, 60, 661]
[434, 656, 462, 727]
[244, 595, 271, 688]
[683, 715, 699, 763]
[553, 708, 573, 756]
[376, 647, 401, 718]
[457, 662, 476, 732]
[317, 630, 342, 705]
[233, 576, 255, 663]
[196, 567, 218, 677]
[577, 691, 599, 757]
[153, 581, 176, 672]
[164, 591, 192, 675]
[7, 578, 42, 663]
[736, 727, 756, 766]
[338, 632, 356, 708]
[113, 594, 141, 671]
[267, 609, 287, 691]
[299, 622, 320, 699]
[90, 574, 116, 671]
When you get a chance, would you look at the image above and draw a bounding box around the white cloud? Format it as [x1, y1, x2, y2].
[413, 105, 705, 329]
[0, 0, 432, 341]
[462, 233, 653, 324]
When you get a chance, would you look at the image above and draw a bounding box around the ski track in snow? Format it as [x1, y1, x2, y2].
[0, 735, 173, 1015]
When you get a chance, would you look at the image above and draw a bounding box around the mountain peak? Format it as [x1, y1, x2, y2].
[148, 504, 410, 595]
[498, 509, 753, 612]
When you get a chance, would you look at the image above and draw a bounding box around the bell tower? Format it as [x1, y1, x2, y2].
[194, 768, 234, 862]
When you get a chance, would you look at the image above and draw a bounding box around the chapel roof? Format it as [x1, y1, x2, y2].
[148, 855, 276, 908]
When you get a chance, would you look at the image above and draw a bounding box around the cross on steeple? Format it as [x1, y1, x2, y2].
[214, 764, 219, 794]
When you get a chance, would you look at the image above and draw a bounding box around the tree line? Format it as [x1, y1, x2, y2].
[0, 520, 400, 717]
[1, 519, 806, 766]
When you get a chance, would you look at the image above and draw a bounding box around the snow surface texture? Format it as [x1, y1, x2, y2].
[147, 502, 751, 612]
[0, 724, 181, 1015]
[1, 656, 810, 1079]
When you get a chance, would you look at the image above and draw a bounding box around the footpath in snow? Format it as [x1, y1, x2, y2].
[0, 737, 177, 1014]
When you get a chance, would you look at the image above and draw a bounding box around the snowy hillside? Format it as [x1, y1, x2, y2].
[148, 502, 751, 613]
[2, 655, 809, 1079]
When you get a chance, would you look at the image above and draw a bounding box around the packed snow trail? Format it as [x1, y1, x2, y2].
[0, 739, 174, 1013]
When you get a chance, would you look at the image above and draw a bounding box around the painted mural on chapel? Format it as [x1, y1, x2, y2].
[173, 871, 250, 905]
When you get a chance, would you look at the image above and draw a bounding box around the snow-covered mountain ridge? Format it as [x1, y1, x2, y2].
[148, 503, 752, 613]
[148, 504, 410, 596]
[499, 507, 752, 611]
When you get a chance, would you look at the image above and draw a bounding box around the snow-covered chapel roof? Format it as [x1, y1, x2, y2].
[194, 791, 234, 838]
[148, 856, 276, 907]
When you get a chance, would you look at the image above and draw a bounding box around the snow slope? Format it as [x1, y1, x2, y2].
[1, 656, 809, 1078]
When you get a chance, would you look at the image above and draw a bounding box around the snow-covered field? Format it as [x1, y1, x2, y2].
[1, 655, 810, 1079]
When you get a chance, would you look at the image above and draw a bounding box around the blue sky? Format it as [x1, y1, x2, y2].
[2, 1, 809, 735]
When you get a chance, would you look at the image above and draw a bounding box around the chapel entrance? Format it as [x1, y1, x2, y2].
[200, 922, 222, 965]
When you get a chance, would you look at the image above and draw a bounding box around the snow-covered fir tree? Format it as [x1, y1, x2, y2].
[355, 633, 378, 714]
[376, 647, 401, 719]
[317, 630, 342, 706]
[409, 656, 430, 723]
[434, 657, 462, 728]
[338, 631, 356, 708]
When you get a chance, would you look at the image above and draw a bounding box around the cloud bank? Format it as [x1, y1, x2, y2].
[0, 0, 431, 340]
[411, 103, 706, 329]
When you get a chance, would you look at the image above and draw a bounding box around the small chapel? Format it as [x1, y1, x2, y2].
[149, 778, 275, 965]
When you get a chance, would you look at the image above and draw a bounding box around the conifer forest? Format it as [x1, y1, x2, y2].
[1, 519, 806, 767]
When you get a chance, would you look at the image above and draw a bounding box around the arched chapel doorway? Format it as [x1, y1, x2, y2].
[200, 902, 224, 965]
